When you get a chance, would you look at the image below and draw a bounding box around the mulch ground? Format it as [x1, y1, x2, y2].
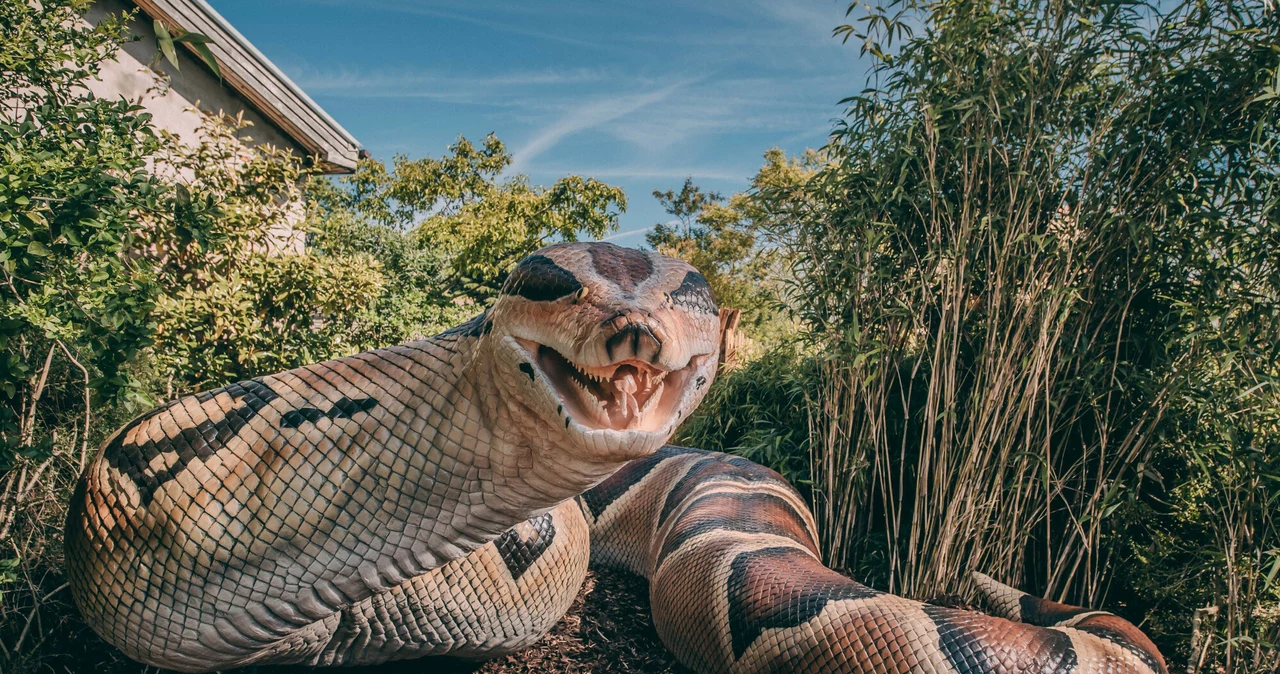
[452, 567, 689, 674]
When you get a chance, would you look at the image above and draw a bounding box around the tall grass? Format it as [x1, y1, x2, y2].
[761, 0, 1280, 669]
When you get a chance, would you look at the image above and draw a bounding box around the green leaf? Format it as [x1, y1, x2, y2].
[1264, 551, 1280, 591]
[26, 241, 50, 257]
[188, 42, 222, 80]
[154, 20, 179, 71]
[172, 32, 213, 45]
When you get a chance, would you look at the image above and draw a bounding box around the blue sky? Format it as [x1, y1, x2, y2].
[207, 0, 868, 247]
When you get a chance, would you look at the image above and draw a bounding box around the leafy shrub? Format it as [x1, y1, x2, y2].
[143, 116, 385, 393]
[675, 346, 817, 491]
[765, 0, 1280, 669]
[1, 0, 164, 467]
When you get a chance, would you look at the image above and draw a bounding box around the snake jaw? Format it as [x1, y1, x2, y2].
[516, 339, 702, 434]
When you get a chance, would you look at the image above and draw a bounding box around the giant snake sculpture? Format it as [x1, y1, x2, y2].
[65, 242, 1167, 673]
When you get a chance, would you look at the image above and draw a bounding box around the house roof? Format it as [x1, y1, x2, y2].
[132, 0, 362, 173]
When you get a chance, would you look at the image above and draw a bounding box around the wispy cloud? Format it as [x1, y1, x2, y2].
[582, 73, 848, 151]
[301, 0, 621, 51]
[509, 78, 698, 173]
[529, 165, 750, 182]
[757, 0, 847, 40]
[599, 224, 661, 242]
[237, 0, 864, 235]
[286, 64, 611, 103]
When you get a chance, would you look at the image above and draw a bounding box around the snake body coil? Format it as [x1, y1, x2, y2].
[585, 446, 1167, 674]
[65, 243, 1166, 673]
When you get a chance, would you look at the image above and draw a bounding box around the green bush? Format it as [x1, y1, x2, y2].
[675, 346, 817, 491]
[140, 116, 386, 393]
[1, 1, 164, 467]
[760, 0, 1280, 669]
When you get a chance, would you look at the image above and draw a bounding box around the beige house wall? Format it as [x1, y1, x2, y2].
[84, 0, 309, 157]
[83, 0, 314, 254]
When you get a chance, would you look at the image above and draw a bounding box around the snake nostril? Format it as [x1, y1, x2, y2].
[604, 322, 663, 363]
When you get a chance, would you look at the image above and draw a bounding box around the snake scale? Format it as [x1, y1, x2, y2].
[65, 242, 1167, 673]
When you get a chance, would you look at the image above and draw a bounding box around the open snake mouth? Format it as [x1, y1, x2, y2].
[519, 340, 702, 432]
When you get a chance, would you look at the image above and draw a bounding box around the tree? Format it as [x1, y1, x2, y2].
[306, 176, 463, 350]
[646, 150, 821, 340]
[652, 178, 723, 239]
[308, 135, 628, 347]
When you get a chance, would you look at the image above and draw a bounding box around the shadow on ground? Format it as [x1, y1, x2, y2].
[7, 568, 689, 674]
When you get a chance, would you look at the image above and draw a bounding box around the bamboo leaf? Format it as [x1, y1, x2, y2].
[154, 20, 179, 71]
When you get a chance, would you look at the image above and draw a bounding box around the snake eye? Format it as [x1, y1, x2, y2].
[503, 255, 583, 302]
[574, 286, 590, 303]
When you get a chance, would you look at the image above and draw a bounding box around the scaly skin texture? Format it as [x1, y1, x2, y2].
[67, 241, 1167, 674]
[65, 242, 721, 671]
[584, 446, 1168, 674]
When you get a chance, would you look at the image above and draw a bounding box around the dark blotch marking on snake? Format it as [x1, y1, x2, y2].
[519, 363, 536, 381]
[495, 513, 556, 580]
[1019, 594, 1089, 626]
[588, 242, 653, 292]
[103, 379, 281, 505]
[582, 445, 703, 518]
[502, 255, 582, 302]
[920, 604, 1002, 674]
[281, 397, 378, 429]
[918, 604, 1085, 674]
[669, 270, 717, 315]
[726, 546, 881, 658]
[1033, 630, 1080, 674]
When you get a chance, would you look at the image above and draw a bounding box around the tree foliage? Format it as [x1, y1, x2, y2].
[305, 136, 626, 349]
[317, 135, 627, 302]
[646, 150, 818, 339]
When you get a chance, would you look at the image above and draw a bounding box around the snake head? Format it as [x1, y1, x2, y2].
[487, 242, 721, 463]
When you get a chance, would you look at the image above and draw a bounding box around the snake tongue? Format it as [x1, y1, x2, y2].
[613, 366, 640, 393]
[611, 366, 641, 425]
